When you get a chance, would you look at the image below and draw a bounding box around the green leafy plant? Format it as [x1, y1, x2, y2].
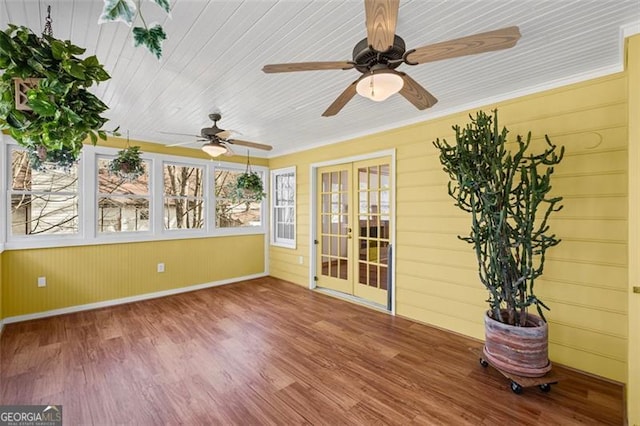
[28, 144, 77, 172]
[99, 0, 170, 59]
[235, 171, 266, 201]
[109, 145, 146, 181]
[433, 110, 564, 327]
[0, 24, 111, 164]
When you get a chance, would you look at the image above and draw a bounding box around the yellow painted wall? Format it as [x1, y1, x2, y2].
[270, 73, 629, 382]
[2, 234, 264, 318]
[0, 131, 270, 168]
[0, 252, 3, 322]
[627, 34, 640, 426]
[96, 136, 269, 167]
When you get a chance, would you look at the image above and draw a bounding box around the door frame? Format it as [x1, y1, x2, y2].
[626, 32, 639, 426]
[309, 149, 396, 314]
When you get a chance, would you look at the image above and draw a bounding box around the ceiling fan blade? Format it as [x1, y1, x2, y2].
[159, 131, 201, 138]
[223, 144, 235, 157]
[406, 26, 521, 65]
[262, 61, 354, 73]
[228, 139, 273, 151]
[365, 0, 400, 52]
[322, 77, 361, 117]
[167, 140, 199, 147]
[217, 130, 232, 139]
[398, 73, 438, 110]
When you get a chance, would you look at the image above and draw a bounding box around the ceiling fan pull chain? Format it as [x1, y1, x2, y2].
[42, 5, 53, 37]
[368, 69, 375, 98]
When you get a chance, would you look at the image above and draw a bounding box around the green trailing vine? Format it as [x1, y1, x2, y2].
[236, 171, 266, 201]
[0, 24, 111, 166]
[235, 152, 266, 201]
[433, 110, 564, 327]
[28, 144, 77, 172]
[109, 145, 146, 181]
[99, 0, 170, 59]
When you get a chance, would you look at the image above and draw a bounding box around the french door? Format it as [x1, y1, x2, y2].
[316, 157, 392, 306]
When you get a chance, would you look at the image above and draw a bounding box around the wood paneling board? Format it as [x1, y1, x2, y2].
[0, 278, 624, 424]
[2, 235, 265, 318]
[626, 33, 640, 426]
[269, 72, 629, 383]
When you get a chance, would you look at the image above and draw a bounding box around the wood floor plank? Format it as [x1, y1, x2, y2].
[0, 277, 624, 424]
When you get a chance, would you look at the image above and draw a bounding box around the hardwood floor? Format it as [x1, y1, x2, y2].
[0, 277, 624, 425]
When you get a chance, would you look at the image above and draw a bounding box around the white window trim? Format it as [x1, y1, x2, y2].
[2, 139, 268, 250]
[6, 144, 84, 245]
[161, 159, 207, 233]
[270, 166, 296, 249]
[95, 153, 152, 236]
[0, 132, 6, 253]
[214, 165, 268, 232]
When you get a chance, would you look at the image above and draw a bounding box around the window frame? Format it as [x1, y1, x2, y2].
[2, 139, 268, 250]
[162, 160, 206, 232]
[95, 153, 152, 236]
[6, 144, 84, 244]
[270, 166, 296, 249]
[213, 165, 267, 233]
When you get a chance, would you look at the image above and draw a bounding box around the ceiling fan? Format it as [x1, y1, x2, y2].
[164, 113, 273, 157]
[262, 0, 521, 116]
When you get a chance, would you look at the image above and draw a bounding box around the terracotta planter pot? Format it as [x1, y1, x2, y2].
[483, 310, 551, 377]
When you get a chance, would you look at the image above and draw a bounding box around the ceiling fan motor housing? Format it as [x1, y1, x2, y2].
[201, 113, 225, 138]
[201, 127, 223, 138]
[353, 35, 406, 74]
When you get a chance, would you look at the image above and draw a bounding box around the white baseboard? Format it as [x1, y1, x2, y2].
[0, 320, 4, 336]
[2, 272, 268, 325]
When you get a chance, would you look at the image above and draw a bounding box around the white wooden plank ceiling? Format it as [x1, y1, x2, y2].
[1, 0, 639, 157]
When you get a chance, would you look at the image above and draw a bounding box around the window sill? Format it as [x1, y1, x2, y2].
[270, 241, 296, 249]
[3, 228, 266, 251]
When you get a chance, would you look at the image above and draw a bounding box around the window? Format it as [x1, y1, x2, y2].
[3, 141, 268, 249]
[9, 147, 79, 236]
[97, 157, 150, 233]
[215, 168, 263, 228]
[163, 163, 205, 230]
[271, 167, 296, 248]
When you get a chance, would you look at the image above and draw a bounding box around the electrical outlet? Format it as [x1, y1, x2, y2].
[298, 256, 304, 265]
[157, 263, 165, 273]
[38, 276, 46, 287]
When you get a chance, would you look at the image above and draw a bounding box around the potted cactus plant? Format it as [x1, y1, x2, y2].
[433, 109, 564, 377]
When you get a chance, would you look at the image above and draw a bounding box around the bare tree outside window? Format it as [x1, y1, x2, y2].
[10, 148, 79, 236]
[215, 169, 262, 228]
[164, 163, 204, 229]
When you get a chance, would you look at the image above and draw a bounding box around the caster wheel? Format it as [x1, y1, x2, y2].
[479, 358, 489, 368]
[539, 383, 551, 393]
[510, 381, 523, 394]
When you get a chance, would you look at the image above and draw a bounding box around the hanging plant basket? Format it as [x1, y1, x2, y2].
[236, 171, 265, 201]
[109, 145, 145, 181]
[0, 20, 111, 166]
[28, 145, 78, 173]
[235, 152, 265, 201]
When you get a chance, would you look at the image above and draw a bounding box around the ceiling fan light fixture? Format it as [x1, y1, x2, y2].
[201, 143, 227, 157]
[356, 69, 404, 102]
